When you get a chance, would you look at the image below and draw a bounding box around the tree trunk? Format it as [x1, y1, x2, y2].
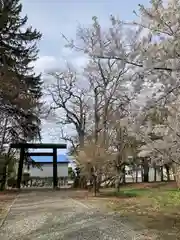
[117, 178, 120, 192]
[78, 131, 85, 149]
[0, 117, 8, 190]
[93, 175, 97, 196]
[141, 164, 143, 182]
[154, 166, 157, 182]
[0, 117, 8, 152]
[88, 178, 93, 192]
[135, 166, 138, 183]
[0, 148, 12, 191]
[122, 165, 126, 184]
[160, 166, 164, 182]
[0, 164, 7, 191]
[142, 158, 149, 182]
[117, 171, 122, 192]
[96, 174, 101, 193]
[131, 168, 135, 183]
[172, 163, 180, 189]
[164, 164, 170, 181]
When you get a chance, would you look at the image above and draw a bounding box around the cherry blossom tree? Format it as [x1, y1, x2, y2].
[53, 0, 180, 189]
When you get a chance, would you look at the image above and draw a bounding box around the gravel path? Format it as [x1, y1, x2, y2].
[0, 190, 146, 240]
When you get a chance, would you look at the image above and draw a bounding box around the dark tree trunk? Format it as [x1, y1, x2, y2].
[73, 177, 79, 188]
[0, 165, 7, 191]
[142, 158, 149, 182]
[154, 166, 157, 182]
[96, 175, 101, 193]
[161, 166, 164, 182]
[164, 164, 170, 181]
[141, 164, 143, 182]
[117, 175, 122, 192]
[78, 130, 85, 149]
[115, 166, 121, 192]
[82, 176, 87, 189]
[143, 173, 149, 182]
[0, 148, 12, 191]
[93, 175, 97, 196]
[135, 166, 138, 183]
[0, 118, 8, 191]
[73, 167, 82, 188]
[122, 165, 126, 184]
[16, 148, 25, 189]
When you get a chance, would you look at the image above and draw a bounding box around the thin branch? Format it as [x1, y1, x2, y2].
[94, 55, 175, 72]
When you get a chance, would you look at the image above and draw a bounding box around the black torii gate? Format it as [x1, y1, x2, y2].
[10, 143, 67, 189]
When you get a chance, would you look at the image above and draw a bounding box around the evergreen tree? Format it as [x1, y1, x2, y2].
[0, 0, 42, 190]
[0, 0, 42, 142]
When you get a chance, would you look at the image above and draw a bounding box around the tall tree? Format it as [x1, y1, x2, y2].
[47, 65, 89, 149]
[0, 0, 42, 189]
[0, 0, 42, 138]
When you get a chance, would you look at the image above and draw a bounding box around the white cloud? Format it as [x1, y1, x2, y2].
[34, 55, 80, 144]
[73, 55, 88, 68]
[34, 52, 88, 76]
[34, 56, 59, 74]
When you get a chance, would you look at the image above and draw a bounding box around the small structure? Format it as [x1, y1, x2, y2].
[27, 154, 69, 178]
[10, 143, 67, 189]
[24, 154, 69, 187]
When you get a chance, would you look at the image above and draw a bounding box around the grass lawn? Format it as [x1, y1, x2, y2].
[98, 182, 180, 239]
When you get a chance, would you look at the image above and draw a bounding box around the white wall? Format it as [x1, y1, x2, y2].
[25, 163, 68, 178]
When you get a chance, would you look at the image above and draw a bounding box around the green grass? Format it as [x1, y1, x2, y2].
[105, 187, 180, 212]
[99, 184, 180, 238]
[104, 188, 153, 198]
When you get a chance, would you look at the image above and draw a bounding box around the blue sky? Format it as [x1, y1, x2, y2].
[31, 154, 70, 163]
[21, 0, 149, 57]
[21, 0, 149, 145]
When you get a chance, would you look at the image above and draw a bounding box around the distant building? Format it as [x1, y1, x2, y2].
[24, 154, 69, 179]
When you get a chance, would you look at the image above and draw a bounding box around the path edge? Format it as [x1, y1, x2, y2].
[0, 192, 19, 229]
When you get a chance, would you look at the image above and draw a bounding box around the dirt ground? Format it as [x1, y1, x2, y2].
[0, 190, 18, 225]
[0, 188, 154, 240]
[1, 184, 177, 239]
